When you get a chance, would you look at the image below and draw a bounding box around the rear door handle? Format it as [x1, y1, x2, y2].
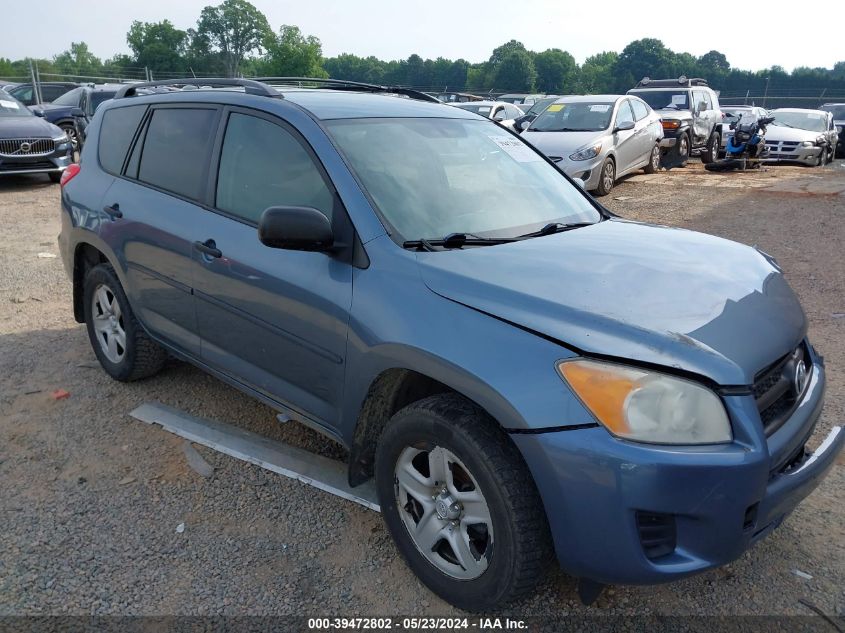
[194, 239, 222, 258]
[103, 203, 122, 219]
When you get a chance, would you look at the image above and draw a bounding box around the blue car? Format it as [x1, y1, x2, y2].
[31, 85, 120, 152]
[57, 78, 843, 611]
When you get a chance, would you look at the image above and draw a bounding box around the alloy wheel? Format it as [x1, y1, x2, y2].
[651, 146, 660, 170]
[394, 445, 493, 580]
[91, 283, 126, 363]
[602, 162, 615, 191]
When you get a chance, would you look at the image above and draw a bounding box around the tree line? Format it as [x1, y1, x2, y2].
[2, 0, 844, 97]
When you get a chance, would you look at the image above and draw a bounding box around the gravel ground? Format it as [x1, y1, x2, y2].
[0, 160, 843, 620]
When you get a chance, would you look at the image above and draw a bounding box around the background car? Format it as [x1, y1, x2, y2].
[766, 108, 838, 166]
[627, 77, 722, 166]
[513, 95, 562, 131]
[32, 85, 120, 151]
[521, 94, 663, 196]
[820, 103, 845, 157]
[6, 82, 80, 106]
[0, 91, 73, 182]
[452, 100, 524, 123]
[719, 106, 768, 153]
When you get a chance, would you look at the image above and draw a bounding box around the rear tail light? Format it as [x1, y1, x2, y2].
[60, 164, 80, 187]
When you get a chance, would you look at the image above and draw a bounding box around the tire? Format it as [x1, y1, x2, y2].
[676, 133, 690, 167]
[48, 172, 61, 184]
[816, 146, 827, 167]
[375, 394, 553, 611]
[594, 157, 615, 196]
[643, 144, 660, 174]
[60, 123, 80, 153]
[83, 263, 167, 381]
[700, 131, 720, 164]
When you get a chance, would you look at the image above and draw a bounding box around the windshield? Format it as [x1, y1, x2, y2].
[326, 118, 600, 241]
[770, 111, 827, 132]
[51, 87, 83, 106]
[629, 90, 689, 111]
[453, 104, 494, 117]
[91, 91, 116, 110]
[723, 109, 753, 120]
[821, 105, 845, 119]
[530, 101, 614, 132]
[0, 94, 32, 118]
[526, 97, 559, 116]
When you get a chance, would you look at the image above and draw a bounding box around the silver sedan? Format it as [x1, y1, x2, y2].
[521, 95, 663, 196]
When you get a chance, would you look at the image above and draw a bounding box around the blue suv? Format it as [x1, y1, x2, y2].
[58, 78, 843, 611]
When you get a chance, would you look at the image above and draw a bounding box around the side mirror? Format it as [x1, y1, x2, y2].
[614, 120, 635, 132]
[31, 108, 45, 118]
[697, 101, 707, 113]
[258, 206, 333, 251]
[518, 119, 531, 131]
[71, 107, 85, 117]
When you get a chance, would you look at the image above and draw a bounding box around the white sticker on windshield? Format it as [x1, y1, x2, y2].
[671, 94, 687, 105]
[477, 107, 491, 114]
[590, 104, 610, 112]
[0, 100, 20, 109]
[807, 113, 823, 119]
[488, 135, 542, 162]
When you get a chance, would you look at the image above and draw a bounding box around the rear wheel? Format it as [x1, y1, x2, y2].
[594, 157, 615, 196]
[375, 394, 552, 611]
[700, 131, 720, 164]
[83, 263, 167, 381]
[643, 144, 660, 174]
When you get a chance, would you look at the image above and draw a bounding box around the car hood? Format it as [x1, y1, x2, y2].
[0, 115, 60, 139]
[31, 103, 74, 115]
[765, 126, 818, 142]
[522, 130, 605, 157]
[417, 219, 806, 386]
[656, 110, 693, 122]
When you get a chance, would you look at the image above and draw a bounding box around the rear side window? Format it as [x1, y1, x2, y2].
[215, 112, 334, 224]
[630, 99, 649, 121]
[138, 108, 217, 200]
[98, 105, 146, 175]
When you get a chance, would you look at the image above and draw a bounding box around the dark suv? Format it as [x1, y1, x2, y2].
[820, 103, 845, 157]
[6, 82, 79, 106]
[32, 85, 120, 151]
[58, 78, 842, 611]
[628, 77, 723, 166]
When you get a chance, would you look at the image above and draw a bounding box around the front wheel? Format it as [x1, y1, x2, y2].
[643, 144, 660, 174]
[375, 394, 552, 611]
[60, 123, 80, 153]
[594, 157, 616, 196]
[676, 133, 690, 167]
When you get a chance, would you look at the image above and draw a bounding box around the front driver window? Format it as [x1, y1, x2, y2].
[216, 113, 334, 224]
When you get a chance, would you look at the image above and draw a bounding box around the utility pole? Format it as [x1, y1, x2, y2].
[762, 76, 770, 109]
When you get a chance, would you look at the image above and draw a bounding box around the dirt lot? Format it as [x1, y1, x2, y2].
[1, 160, 844, 619]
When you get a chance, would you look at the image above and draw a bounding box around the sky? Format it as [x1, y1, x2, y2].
[2, 0, 843, 72]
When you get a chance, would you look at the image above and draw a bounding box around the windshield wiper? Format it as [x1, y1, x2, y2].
[515, 222, 596, 239]
[403, 232, 516, 250]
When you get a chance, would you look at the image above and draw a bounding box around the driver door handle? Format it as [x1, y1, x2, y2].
[194, 239, 222, 258]
[103, 203, 122, 219]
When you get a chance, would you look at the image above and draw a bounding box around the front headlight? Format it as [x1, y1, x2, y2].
[814, 136, 826, 146]
[53, 134, 69, 144]
[569, 143, 601, 161]
[801, 141, 814, 147]
[558, 359, 732, 445]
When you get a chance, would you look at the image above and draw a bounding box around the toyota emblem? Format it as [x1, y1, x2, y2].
[794, 360, 808, 394]
[19, 142, 31, 153]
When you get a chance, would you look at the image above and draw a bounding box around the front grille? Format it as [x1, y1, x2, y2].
[752, 342, 810, 435]
[0, 160, 56, 172]
[636, 511, 676, 560]
[0, 138, 56, 157]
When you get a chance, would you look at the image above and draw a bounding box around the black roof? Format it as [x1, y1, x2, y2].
[634, 76, 709, 89]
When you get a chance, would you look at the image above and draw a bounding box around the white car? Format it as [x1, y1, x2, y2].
[766, 108, 838, 166]
[521, 94, 663, 196]
[451, 101, 524, 126]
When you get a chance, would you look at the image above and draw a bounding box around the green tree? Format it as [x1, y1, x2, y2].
[258, 25, 327, 77]
[494, 50, 536, 92]
[53, 42, 102, 77]
[323, 54, 386, 83]
[196, 0, 272, 77]
[534, 48, 577, 93]
[615, 38, 674, 89]
[578, 51, 617, 93]
[697, 50, 730, 84]
[127, 20, 188, 73]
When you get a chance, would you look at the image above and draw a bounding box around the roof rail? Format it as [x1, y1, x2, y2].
[114, 78, 282, 99]
[253, 77, 441, 103]
[635, 76, 709, 88]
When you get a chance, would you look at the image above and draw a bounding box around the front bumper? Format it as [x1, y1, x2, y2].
[551, 156, 604, 191]
[0, 142, 72, 176]
[765, 144, 823, 165]
[512, 358, 842, 585]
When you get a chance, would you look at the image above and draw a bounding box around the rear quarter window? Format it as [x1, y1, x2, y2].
[98, 105, 147, 176]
